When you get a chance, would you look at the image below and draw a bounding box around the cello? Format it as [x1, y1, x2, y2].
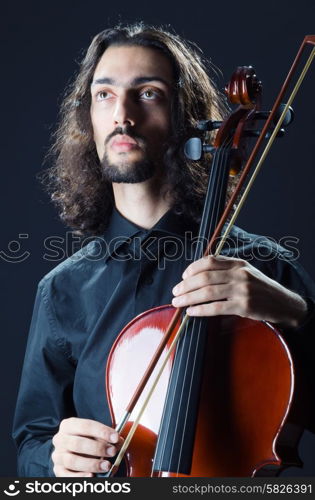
[102, 37, 315, 477]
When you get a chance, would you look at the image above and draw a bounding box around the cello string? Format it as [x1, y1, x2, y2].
[155, 141, 227, 473]
[174, 138, 232, 474]
[152, 295, 193, 470]
[164, 141, 229, 474]
[156, 135, 231, 474]
[174, 318, 201, 475]
[156, 317, 191, 474]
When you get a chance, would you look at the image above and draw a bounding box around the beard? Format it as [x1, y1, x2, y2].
[100, 125, 161, 183]
[100, 151, 156, 184]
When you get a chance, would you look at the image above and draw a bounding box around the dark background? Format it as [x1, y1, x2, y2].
[1, 0, 314, 477]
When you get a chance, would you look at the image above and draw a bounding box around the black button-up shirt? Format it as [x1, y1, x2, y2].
[13, 208, 315, 476]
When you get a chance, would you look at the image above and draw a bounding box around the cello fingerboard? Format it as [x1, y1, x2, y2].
[153, 145, 230, 474]
[152, 316, 208, 473]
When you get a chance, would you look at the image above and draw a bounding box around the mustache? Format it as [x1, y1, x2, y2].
[105, 126, 146, 148]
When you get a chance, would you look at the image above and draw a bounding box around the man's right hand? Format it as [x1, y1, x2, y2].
[52, 417, 123, 477]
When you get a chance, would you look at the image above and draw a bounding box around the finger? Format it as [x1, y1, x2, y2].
[63, 452, 111, 474]
[54, 465, 93, 477]
[172, 284, 231, 308]
[173, 270, 231, 296]
[65, 435, 117, 457]
[186, 298, 238, 317]
[60, 418, 119, 444]
[182, 255, 240, 280]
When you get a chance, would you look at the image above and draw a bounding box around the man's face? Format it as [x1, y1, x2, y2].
[90, 45, 174, 183]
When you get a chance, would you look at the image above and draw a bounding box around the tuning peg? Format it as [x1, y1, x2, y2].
[184, 138, 216, 160]
[254, 104, 294, 127]
[196, 120, 222, 131]
[184, 138, 203, 160]
[274, 103, 294, 126]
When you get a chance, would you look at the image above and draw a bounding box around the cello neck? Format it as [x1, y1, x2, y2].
[193, 145, 231, 261]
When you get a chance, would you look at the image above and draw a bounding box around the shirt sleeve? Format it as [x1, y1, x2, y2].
[12, 280, 76, 477]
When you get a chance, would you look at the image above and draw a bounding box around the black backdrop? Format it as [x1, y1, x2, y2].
[1, 0, 314, 477]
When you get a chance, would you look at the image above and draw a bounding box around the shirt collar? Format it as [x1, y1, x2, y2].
[102, 207, 198, 262]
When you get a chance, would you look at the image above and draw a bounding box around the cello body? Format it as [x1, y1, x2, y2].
[106, 304, 294, 476]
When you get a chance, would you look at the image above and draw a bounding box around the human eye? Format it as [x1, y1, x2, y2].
[95, 90, 113, 101]
[139, 88, 161, 100]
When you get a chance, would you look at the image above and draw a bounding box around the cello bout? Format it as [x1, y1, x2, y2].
[106, 307, 297, 476]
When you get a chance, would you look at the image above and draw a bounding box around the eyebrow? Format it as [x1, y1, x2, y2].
[91, 76, 171, 87]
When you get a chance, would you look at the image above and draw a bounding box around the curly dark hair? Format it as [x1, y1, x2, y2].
[43, 23, 229, 235]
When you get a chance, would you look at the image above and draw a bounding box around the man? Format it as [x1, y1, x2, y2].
[13, 24, 315, 477]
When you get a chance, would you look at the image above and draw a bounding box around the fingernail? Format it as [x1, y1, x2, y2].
[110, 433, 118, 443]
[107, 446, 116, 456]
[100, 461, 110, 471]
[172, 285, 179, 295]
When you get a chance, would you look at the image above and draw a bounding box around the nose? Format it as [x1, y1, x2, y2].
[113, 94, 136, 128]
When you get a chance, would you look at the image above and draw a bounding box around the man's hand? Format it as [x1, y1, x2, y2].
[52, 417, 123, 477]
[172, 255, 308, 329]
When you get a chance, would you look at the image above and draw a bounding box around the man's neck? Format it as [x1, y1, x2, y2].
[112, 178, 172, 229]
